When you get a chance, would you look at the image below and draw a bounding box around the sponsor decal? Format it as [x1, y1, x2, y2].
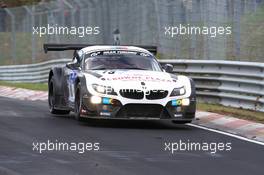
[68, 71, 78, 102]
[88, 50, 151, 57]
[104, 74, 172, 82]
[100, 112, 111, 116]
[69, 71, 77, 82]
[172, 99, 182, 106]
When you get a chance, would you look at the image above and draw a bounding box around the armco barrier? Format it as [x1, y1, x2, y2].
[0, 59, 70, 83]
[0, 59, 263, 112]
[160, 60, 264, 112]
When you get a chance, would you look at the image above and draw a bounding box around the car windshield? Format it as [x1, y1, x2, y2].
[84, 54, 162, 71]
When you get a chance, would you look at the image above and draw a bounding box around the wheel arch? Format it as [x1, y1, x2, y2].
[48, 70, 54, 83]
[189, 77, 196, 98]
[75, 75, 88, 96]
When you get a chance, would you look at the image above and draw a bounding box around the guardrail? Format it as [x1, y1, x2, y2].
[0, 59, 263, 112]
[160, 60, 264, 112]
[0, 59, 70, 83]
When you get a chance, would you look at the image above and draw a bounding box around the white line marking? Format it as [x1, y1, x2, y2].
[188, 123, 264, 146]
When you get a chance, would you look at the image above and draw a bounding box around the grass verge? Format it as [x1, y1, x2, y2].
[0, 81, 48, 91]
[197, 103, 264, 124]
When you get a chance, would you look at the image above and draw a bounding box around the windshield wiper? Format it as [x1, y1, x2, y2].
[90, 67, 149, 70]
[120, 67, 149, 70]
[90, 68, 107, 70]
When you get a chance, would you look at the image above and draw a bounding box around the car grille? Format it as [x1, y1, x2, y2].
[117, 104, 165, 118]
[146, 90, 168, 100]
[120, 89, 168, 100]
[119, 89, 144, 99]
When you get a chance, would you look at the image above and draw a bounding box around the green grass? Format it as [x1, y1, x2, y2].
[0, 81, 48, 91]
[2, 0, 51, 7]
[197, 103, 264, 124]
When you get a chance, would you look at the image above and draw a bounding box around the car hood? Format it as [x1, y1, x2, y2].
[84, 69, 188, 91]
[98, 69, 174, 81]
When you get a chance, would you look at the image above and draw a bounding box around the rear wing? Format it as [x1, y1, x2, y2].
[43, 44, 157, 55]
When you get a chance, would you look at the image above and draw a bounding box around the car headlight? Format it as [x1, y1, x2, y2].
[170, 87, 186, 96]
[92, 84, 117, 95]
[93, 84, 105, 93]
[90, 96, 102, 104]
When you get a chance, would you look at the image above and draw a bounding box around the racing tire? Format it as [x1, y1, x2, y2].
[48, 77, 70, 115]
[74, 83, 85, 122]
[171, 120, 192, 124]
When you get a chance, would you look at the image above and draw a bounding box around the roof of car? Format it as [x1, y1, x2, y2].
[80, 45, 153, 55]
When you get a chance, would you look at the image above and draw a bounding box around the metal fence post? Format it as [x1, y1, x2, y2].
[234, 0, 241, 60]
[154, 0, 160, 48]
[4, 8, 16, 63]
[24, 6, 36, 63]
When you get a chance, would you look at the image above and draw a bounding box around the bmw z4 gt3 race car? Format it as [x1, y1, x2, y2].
[44, 44, 196, 123]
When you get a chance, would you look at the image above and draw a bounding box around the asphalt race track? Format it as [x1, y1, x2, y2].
[0, 96, 263, 175]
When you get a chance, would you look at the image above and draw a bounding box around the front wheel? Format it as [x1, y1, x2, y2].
[74, 83, 85, 122]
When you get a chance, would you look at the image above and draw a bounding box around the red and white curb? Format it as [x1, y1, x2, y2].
[0, 85, 264, 144]
[193, 111, 264, 143]
[0, 86, 47, 101]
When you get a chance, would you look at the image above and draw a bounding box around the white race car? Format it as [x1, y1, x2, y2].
[45, 44, 196, 123]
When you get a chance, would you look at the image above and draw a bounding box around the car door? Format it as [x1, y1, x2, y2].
[64, 57, 80, 106]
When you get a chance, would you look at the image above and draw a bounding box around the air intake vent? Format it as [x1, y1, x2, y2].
[119, 89, 144, 99]
[146, 90, 168, 100]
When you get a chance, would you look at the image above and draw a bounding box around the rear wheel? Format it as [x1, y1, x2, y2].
[48, 77, 70, 115]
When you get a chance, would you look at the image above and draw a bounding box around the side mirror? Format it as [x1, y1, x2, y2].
[66, 62, 79, 70]
[163, 64, 173, 73]
[73, 50, 81, 62]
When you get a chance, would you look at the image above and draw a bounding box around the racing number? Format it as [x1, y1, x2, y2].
[68, 71, 77, 102]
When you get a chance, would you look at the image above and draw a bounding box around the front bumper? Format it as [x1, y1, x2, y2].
[80, 94, 196, 121]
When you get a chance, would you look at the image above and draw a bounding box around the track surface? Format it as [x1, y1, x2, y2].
[0, 97, 263, 175]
